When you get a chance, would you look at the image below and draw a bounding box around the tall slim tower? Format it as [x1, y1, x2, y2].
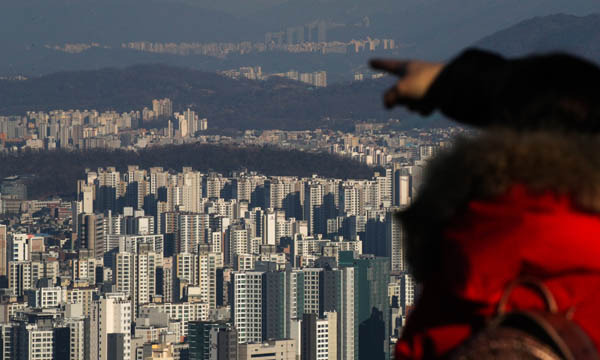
[178, 115, 188, 138]
[262, 211, 276, 246]
[79, 213, 105, 258]
[0, 225, 6, 277]
[198, 252, 223, 309]
[385, 210, 406, 274]
[303, 182, 322, 236]
[232, 271, 264, 344]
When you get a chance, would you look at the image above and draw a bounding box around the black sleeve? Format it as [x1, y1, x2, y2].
[423, 48, 600, 132]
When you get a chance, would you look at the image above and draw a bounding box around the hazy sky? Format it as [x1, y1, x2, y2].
[3, 0, 600, 48]
[1, 0, 599, 75]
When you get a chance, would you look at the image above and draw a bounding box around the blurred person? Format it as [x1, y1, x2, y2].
[372, 49, 600, 359]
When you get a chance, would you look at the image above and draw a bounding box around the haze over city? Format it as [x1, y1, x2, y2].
[0, 1, 599, 360]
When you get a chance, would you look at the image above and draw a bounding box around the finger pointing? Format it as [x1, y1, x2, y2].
[370, 59, 408, 77]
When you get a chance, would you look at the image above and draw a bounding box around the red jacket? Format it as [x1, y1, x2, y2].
[396, 185, 600, 359]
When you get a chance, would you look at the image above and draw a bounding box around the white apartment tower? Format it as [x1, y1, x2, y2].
[175, 252, 198, 286]
[301, 312, 338, 360]
[340, 184, 360, 216]
[198, 252, 223, 309]
[179, 213, 205, 253]
[136, 248, 160, 310]
[316, 312, 338, 360]
[402, 273, 416, 310]
[8, 234, 29, 262]
[115, 252, 135, 303]
[262, 211, 276, 246]
[90, 293, 132, 360]
[17, 323, 54, 360]
[228, 228, 250, 265]
[398, 175, 410, 206]
[115, 246, 161, 317]
[232, 271, 264, 344]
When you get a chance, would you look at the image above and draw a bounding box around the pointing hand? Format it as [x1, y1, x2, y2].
[370, 59, 444, 113]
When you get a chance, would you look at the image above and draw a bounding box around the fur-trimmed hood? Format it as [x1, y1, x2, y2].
[400, 129, 600, 281]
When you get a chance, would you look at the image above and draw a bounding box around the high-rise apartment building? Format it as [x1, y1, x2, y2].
[0, 324, 14, 359]
[152, 98, 173, 119]
[198, 252, 223, 309]
[0, 225, 7, 277]
[90, 293, 132, 360]
[302, 268, 322, 315]
[8, 261, 32, 296]
[385, 210, 406, 274]
[227, 227, 250, 266]
[304, 183, 322, 236]
[301, 312, 338, 360]
[175, 252, 198, 288]
[78, 213, 105, 258]
[231, 271, 263, 344]
[313, 72, 327, 88]
[262, 211, 276, 246]
[339, 252, 391, 360]
[179, 213, 208, 253]
[136, 246, 161, 311]
[393, 167, 411, 207]
[63, 304, 86, 360]
[8, 233, 29, 262]
[188, 321, 237, 360]
[10, 311, 70, 360]
[0, 163, 411, 360]
[401, 273, 416, 313]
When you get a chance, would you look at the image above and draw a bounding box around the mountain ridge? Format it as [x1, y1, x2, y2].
[3, 13, 600, 130]
[0, 63, 395, 130]
[474, 13, 600, 61]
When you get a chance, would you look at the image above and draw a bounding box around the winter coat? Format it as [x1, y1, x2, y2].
[395, 49, 600, 359]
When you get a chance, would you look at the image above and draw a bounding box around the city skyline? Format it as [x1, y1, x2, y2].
[0, 113, 451, 358]
[1, 1, 597, 359]
[0, 150, 432, 358]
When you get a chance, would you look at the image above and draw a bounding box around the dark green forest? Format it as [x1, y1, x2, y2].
[0, 144, 378, 199]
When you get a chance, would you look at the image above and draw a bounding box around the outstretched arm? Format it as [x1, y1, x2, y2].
[372, 48, 600, 132]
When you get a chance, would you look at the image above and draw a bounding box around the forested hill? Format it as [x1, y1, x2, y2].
[0, 64, 392, 131]
[475, 13, 600, 62]
[0, 144, 378, 199]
